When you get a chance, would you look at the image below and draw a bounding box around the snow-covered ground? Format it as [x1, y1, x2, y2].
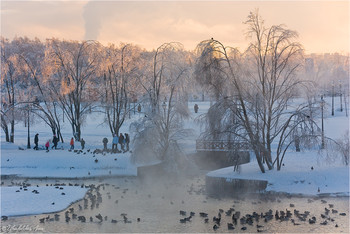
[0, 98, 349, 217]
[1, 186, 88, 216]
[207, 150, 349, 196]
[1, 142, 137, 178]
[207, 97, 349, 196]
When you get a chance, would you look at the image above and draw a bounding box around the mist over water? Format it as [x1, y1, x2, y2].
[2, 168, 349, 233]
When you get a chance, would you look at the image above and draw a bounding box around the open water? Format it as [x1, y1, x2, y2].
[1, 172, 349, 233]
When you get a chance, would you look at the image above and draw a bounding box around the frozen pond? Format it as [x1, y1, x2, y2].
[1, 172, 349, 233]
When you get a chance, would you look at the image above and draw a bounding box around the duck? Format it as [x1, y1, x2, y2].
[200, 212, 208, 217]
[78, 216, 86, 222]
[95, 214, 103, 222]
[309, 218, 316, 224]
[227, 223, 235, 230]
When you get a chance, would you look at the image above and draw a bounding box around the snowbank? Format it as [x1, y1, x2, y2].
[1, 185, 88, 216]
[1, 147, 137, 178]
[207, 96, 349, 196]
[207, 150, 349, 196]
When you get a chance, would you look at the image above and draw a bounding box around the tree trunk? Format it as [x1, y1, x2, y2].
[1, 115, 10, 142]
[10, 119, 14, 143]
[251, 143, 265, 173]
[58, 130, 64, 143]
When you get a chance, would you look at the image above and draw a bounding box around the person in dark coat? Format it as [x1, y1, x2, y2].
[34, 133, 39, 150]
[80, 138, 85, 150]
[52, 134, 58, 149]
[125, 133, 130, 152]
[118, 133, 125, 151]
[194, 104, 199, 113]
[137, 104, 141, 113]
[103, 137, 108, 151]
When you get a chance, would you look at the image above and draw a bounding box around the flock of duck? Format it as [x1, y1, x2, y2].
[178, 200, 347, 232]
[1, 179, 348, 232]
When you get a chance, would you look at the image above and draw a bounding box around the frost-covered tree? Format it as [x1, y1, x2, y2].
[44, 39, 101, 140]
[139, 42, 186, 114]
[131, 42, 193, 174]
[0, 37, 43, 142]
[101, 43, 141, 136]
[18, 41, 65, 142]
[244, 10, 306, 170]
[195, 11, 310, 173]
[0, 37, 17, 142]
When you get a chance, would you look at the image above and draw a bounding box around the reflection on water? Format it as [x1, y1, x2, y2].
[2, 173, 349, 233]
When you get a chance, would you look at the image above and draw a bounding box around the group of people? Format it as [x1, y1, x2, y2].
[103, 133, 130, 153]
[33, 133, 59, 151]
[69, 137, 85, 150]
[33, 132, 129, 153]
[33, 133, 85, 151]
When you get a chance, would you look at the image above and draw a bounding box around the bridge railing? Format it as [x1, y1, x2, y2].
[196, 140, 249, 152]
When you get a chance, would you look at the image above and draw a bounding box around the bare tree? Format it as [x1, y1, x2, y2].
[19, 48, 65, 142]
[101, 43, 141, 136]
[194, 11, 307, 173]
[138, 42, 185, 114]
[1, 38, 18, 142]
[45, 39, 100, 140]
[131, 42, 192, 173]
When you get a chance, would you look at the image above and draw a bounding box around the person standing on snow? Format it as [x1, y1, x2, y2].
[80, 138, 85, 150]
[137, 104, 141, 113]
[52, 134, 58, 149]
[103, 137, 108, 151]
[118, 133, 125, 152]
[125, 133, 130, 152]
[194, 104, 199, 113]
[34, 133, 39, 150]
[45, 140, 50, 151]
[70, 137, 74, 150]
[112, 134, 119, 153]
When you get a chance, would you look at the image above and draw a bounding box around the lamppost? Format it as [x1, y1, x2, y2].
[339, 80, 343, 112]
[331, 81, 334, 116]
[27, 104, 31, 149]
[321, 95, 325, 149]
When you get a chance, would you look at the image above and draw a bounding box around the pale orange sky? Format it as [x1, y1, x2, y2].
[1, 1, 349, 54]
